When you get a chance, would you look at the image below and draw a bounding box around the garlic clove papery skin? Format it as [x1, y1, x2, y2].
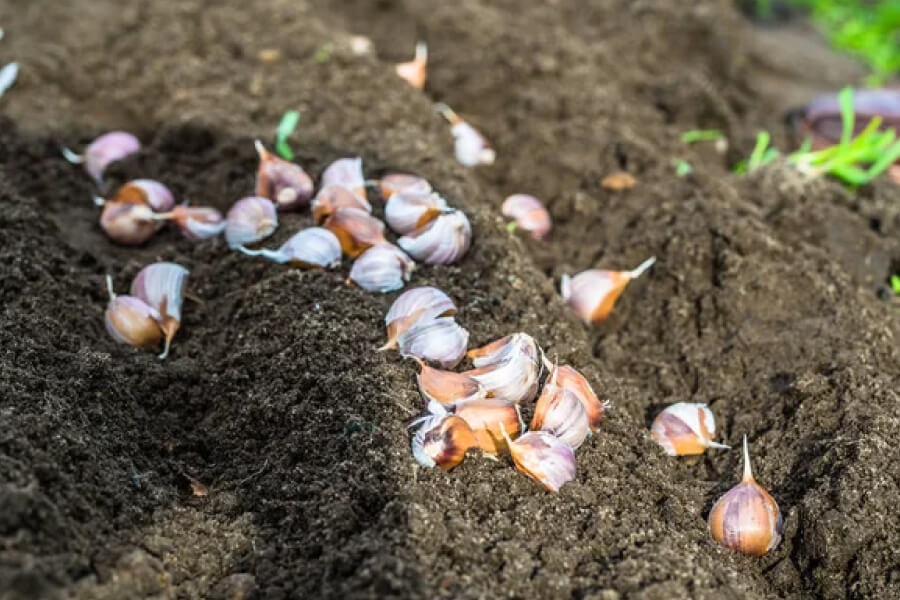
[555, 365, 606, 432]
[650, 402, 729, 456]
[561, 257, 656, 324]
[321, 157, 367, 202]
[324, 207, 387, 258]
[531, 369, 590, 450]
[395, 41, 428, 89]
[451, 121, 495, 167]
[502, 194, 551, 240]
[225, 196, 278, 248]
[500, 425, 576, 493]
[349, 243, 415, 293]
[382, 287, 457, 350]
[83, 131, 141, 183]
[462, 334, 541, 404]
[415, 358, 487, 410]
[397, 209, 471, 265]
[385, 191, 448, 235]
[312, 185, 372, 223]
[411, 414, 476, 471]
[254, 140, 314, 211]
[467, 333, 539, 368]
[379, 173, 432, 200]
[100, 200, 159, 245]
[708, 437, 783, 556]
[454, 399, 521, 455]
[114, 179, 175, 212]
[397, 316, 469, 369]
[241, 227, 342, 269]
[169, 206, 226, 240]
[130, 262, 189, 359]
[105, 295, 163, 349]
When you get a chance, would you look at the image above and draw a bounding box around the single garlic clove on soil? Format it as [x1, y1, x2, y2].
[561, 256, 656, 324]
[381, 286, 457, 350]
[348, 243, 415, 293]
[650, 402, 730, 456]
[225, 196, 278, 249]
[500, 423, 576, 493]
[130, 262, 189, 360]
[411, 414, 476, 471]
[254, 140, 314, 211]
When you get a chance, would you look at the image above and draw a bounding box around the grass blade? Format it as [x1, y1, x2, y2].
[838, 86, 855, 148]
[276, 110, 301, 160]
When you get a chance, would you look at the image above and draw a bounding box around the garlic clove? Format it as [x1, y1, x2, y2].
[466, 333, 539, 368]
[381, 286, 457, 350]
[113, 179, 175, 212]
[254, 140, 314, 210]
[411, 414, 476, 471]
[311, 185, 372, 224]
[500, 424, 576, 492]
[560, 256, 656, 324]
[321, 157, 367, 203]
[99, 199, 159, 245]
[324, 206, 388, 258]
[349, 243, 415, 293]
[650, 402, 730, 456]
[434, 103, 495, 167]
[555, 365, 606, 432]
[164, 205, 226, 240]
[104, 276, 163, 350]
[455, 399, 521, 455]
[531, 366, 590, 449]
[502, 194, 551, 241]
[462, 346, 540, 405]
[708, 436, 783, 556]
[397, 316, 469, 369]
[395, 40, 428, 89]
[397, 209, 471, 265]
[414, 357, 486, 410]
[63, 131, 141, 183]
[130, 262, 189, 360]
[239, 227, 342, 269]
[225, 196, 278, 249]
[385, 191, 449, 235]
[379, 173, 432, 200]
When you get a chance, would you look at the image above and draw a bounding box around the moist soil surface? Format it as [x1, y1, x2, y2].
[1, 1, 899, 599]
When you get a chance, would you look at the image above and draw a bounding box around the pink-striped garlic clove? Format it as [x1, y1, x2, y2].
[385, 191, 449, 235]
[650, 402, 730, 456]
[502, 194, 551, 240]
[321, 157, 367, 202]
[311, 185, 372, 224]
[411, 414, 476, 471]
[555, 365, 606, 432]
[130, 262, 189, 360]
[462, 334, 541, 405]
[395, 41, 428, 90]
[397, 316, 469, 369]
[99, 199, 158, 245]
[349, 243, 415, 293]
[378, 173, 432, 200]
[454, 399, 521, 456]
[397, 209, 471, 265]
[414, 357, 486, 412]
[64, 131, 141, 183]
[254, 140, 314, 210]
[500, 424, 576, 493]
[225, 196, 278, 249]
[324, 207, 388, 258]
[162, 205, 226, 240]
[381, 286, 457, 350]
[531, 366, 590, 450]
[561, 256, 656, 325]
[104, 276, 162, 351]
[114, 179, 175, 212]
[239, 227, 342, 269]
[435, 103, 495, 167]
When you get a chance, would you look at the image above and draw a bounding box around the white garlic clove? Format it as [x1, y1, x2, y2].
[311, 185, 372, 223]
[397, 316, 469, 369]
[555, 365, 606, 432]
[130, 262, 189, 360]
[321, 157, 366, 202]
[63, 131, 141, 183]
[349, 243, 415, 293]
[324, 207, 388, 258]
[99, 200, 158, 245]
[414, 357, 486, 410]
[708, 437, 783, 556]
[454, 399, 521, 456]
[385, 191, 449, 235]
[165, 205, 226, 240]
[411, 414, 476, 471]
[531, 367, 590, 450]
[0, 62, 19, 100]
[500, 424, 576, 493]
[397, 209, 471, 265]
[225, 196, 278, 249]
[502, 194, 551, 240]
[379, 173, 432, 200]
[239, 227, 342, 269]
[254, 140, 314, 211]
[381, 286, 457, 350]
[463, 333, 541, 405]
[561, 256, 656, 324]
[104, 276, 163, 350]
[435, 103, 495, 167]
[650, 402, 730, 456]
[466, 332, 539, 368]
[395, 40, 428, 89]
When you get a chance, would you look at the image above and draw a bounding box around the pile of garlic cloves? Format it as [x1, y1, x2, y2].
[382, 287, 605, 492]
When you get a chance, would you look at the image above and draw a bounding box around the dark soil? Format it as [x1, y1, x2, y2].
[2, 1, 899, 599]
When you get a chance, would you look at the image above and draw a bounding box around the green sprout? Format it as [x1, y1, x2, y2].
[673, 159, 693, 177]
[314, 42, 334, 63]
[275, 110, 300, 160]
[681, 129, 724, 144]
[891, 275, 900, 295]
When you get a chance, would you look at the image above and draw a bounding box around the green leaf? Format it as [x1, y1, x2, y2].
[891, 274, 900, 295]
[748, 131, 777, 171]
[681, 129, 724, 143]
[838, 86, 855, 148]
[275, 110, 300, 160]
[673, 159, 693, 177]
[314, 42, 334, 63]
[865, 137, 900, 179]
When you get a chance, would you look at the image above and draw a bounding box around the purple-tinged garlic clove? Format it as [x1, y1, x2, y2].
[397, 316, 468, 369]
[561, 256, 656, 324]
[502, 194, 551, 240]
[158, 205, 226, 240]
[466, 332, 539, 368]
[454, 399, 521, 456]
[381, 286, 457, 350]
[435, 103, 495, 167]
[385, 191, 449, 235]
[411, 414, 476, 471]
[349, 243, 415, 293]
[413, 357, 486, 411]
[225, 196, 278, 249]
[500, 424, 576, 493]
[462, 333, 542, 405]
[650, 402, 729, 457]
[63, 131, 141, 184]
[130, 262, 189, 359]
[321, 157, 367, 202]
[555, 365, 606, 432]
[324, 207, 387, 258]
[311, 185, 372, 224]
[99, 199, 158, 245]
[254, 140, 314, 211]
[113, 179, 175, 212]
[395, 41, 428, 90]
[531, 366, 590, 450]
[378, 173, 432, 200]
[104, 276, 163, 351]
[239, 227, 342, 269]
[397, 209, 471, 265]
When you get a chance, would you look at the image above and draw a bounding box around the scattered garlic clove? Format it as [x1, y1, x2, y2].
[379, 173, 432, 200]
[411, 414, 477, 471]
[414, 357, 486, 411]
[455, 399, 521, 455]
[324, 207, 388, 257]
[502, 194, 551, 240]
[398, 316, 469, 369]
[467, 333, 539, 368]
[435, 103, 495, 167]
[239, 227, 342, 269]
[650, 402, 730, 456]
[130, 262, 189, 360]
[385, 191, 449, 235]
[104, 276, 163, 350]
[561, 256, 656, 324]
[463, 338, 540, 405]
[225, 196, 278, 249]
[397, 209, 471, 265]
[63, 131, 141, 183]
[500, 424, 576, 492]
[254, 140, 315, 211]
[381, 286, 456, 350]
[531, 366, 590, 450]
[708, 436, 783, 556]
[321, 157, 367, 203]
[311, 185, 372, 224]
[395, 40, 428, 89]
[99, 199, 158, 245]
[349, 243, 415, 293]
[160, 205, 226, 240]
[555, 365, 606, 432]
[113, 179, 175, 212]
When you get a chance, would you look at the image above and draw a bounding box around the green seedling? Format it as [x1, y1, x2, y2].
[276, 110, 300, 160]
[673, 159, 693, 177]
[315, 42, 334, 63]
[681, 129, 724, 143]
[891, 275, 900, 295]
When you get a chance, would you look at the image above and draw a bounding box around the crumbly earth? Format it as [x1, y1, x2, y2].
[1, 1, 898, 599]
